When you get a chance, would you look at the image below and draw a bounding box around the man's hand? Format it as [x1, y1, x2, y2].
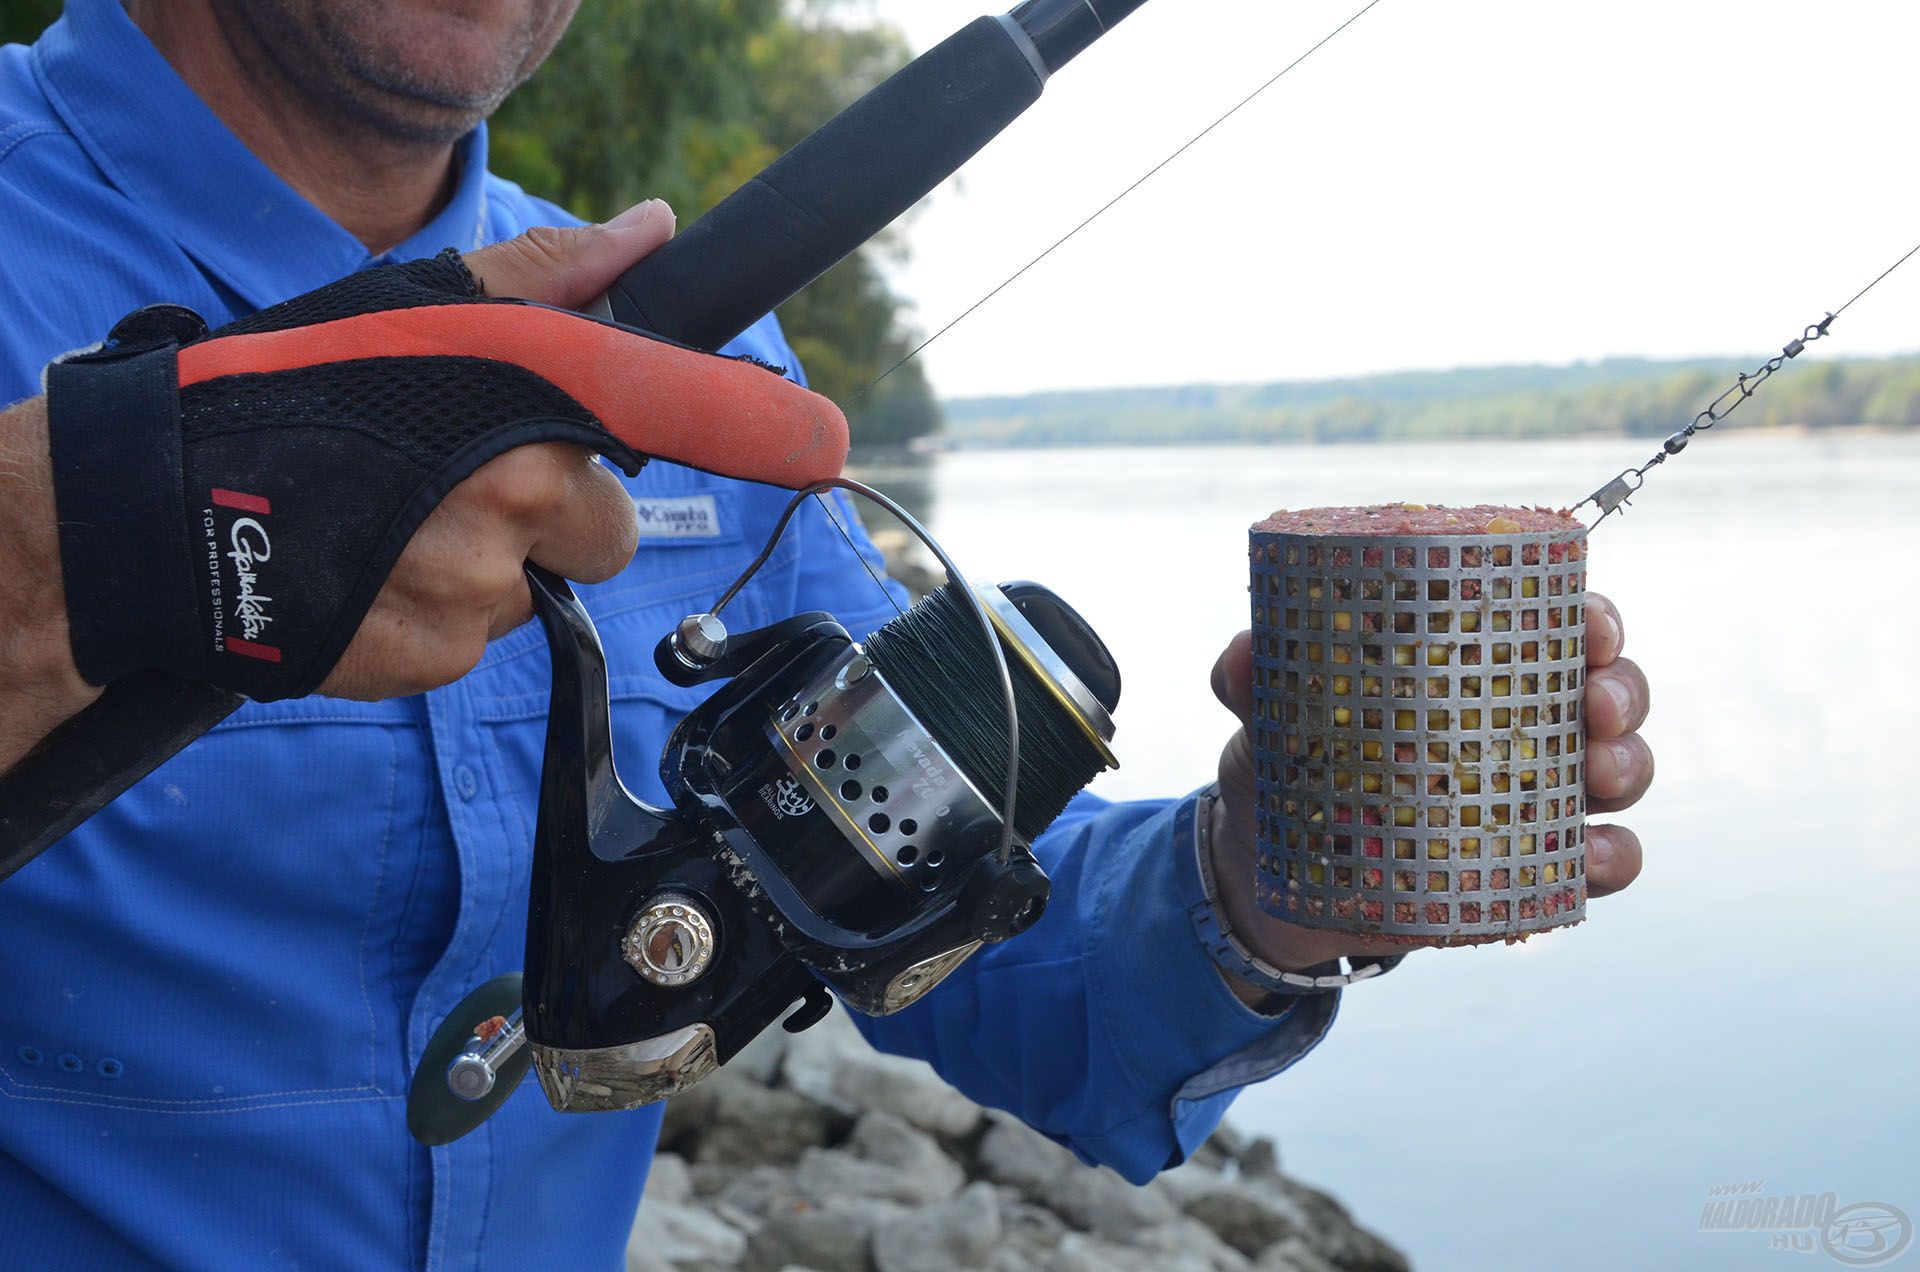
[320, 200, 674, 698]
[1203, 591, 1651, 989]
[0, 197, 849, 775]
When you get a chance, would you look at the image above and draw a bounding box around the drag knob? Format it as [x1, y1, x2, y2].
[624, 894, 719, 988]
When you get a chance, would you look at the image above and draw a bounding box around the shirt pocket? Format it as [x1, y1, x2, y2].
[0, 715, 426, 1113]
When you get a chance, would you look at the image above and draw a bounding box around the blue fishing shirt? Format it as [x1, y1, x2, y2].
[0, 3, 1338, 1268]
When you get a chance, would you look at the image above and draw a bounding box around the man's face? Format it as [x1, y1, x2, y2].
[219, 0, 582, 143]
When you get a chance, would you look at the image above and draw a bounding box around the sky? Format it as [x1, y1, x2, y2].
[861, 0, 1920, 400]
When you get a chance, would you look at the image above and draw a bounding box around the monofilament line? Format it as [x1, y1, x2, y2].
[1833, 239, 1920, 320]
[854, 0, 1388, 400]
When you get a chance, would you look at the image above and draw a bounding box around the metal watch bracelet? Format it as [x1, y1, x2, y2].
[1190, 786, 1404, 995]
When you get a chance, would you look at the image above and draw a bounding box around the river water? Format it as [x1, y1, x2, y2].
[851, 435, 1920, 1272]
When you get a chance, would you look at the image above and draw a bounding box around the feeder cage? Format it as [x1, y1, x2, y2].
[1248, 506, 1589, 944]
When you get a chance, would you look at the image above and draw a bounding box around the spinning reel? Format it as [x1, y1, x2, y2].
[408, 483, 1120, 1144]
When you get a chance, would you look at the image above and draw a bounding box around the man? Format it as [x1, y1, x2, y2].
[0, 2, 1653, 1269]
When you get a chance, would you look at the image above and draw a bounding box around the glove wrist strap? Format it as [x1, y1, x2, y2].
[47, 332, 203, 686]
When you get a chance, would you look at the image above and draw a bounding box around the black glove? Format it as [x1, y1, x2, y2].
[45, 252, 846, 701]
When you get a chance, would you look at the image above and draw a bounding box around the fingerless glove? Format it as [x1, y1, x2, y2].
[46, 252, 846, 700]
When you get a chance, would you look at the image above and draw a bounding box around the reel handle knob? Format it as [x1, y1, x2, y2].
[655, 614, 730, 686]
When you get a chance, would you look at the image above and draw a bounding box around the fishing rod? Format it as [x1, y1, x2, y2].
[0, 0, 1163, 874]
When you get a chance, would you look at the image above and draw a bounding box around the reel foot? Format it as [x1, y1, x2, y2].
[407, 972, 530, 1146]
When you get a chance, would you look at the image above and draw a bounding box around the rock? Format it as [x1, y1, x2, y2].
[977, 1112, 1175, 1239]
[626, 1196, 748, 1269]
[712, 1165, 808, 1220]
[872, 1181, 1003, 1272]
[674, 1070, 836, 1169]
[642, 1152, 693, 1206]
[1038, 1219, 1252, 1272]
[1179, 1174, 1408, 1272]
[1051, 1231, 1223, 1272]
[1193, 1122, 1252, 1171]
[1253, 1238, 1341, 1272]
[795, 1145, 960, 1208]
[1269, 1178, 1409, 1272]
[1135, 1219, 1255, 1271]
[1043, 1160, 1179, 1239]
[783, 1009, 983, 1140]
[1239, 1138, 1281, 1182]
[729, 1023, 791, 1086]
[1183, 1181, 1311, 1256]
[741, 1205, 871, 1272]
[976, 1114, 1079, 1193]
[627, 1010, 1403, 1272]
[991, 1197, 1071, 1271]
[848, 1111, 967, 1202]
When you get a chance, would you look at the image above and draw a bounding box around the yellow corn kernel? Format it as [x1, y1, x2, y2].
[1394, 709, 1416, 730]
[1485, 515, 1522, 533]
[1332, 675, 1352, 694]
[1427, 644, 1451, 666]
[1392, 646, 1415, 667]
[1393, 807, 1416, 827]
[1362, 740, 1383, 761]
[1333, 706, 1353, 726]
[1362, 773, 1383, 793]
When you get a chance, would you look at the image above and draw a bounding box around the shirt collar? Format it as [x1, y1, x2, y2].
[32, 0, 494, 309]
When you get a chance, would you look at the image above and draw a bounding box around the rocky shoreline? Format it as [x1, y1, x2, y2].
[627, 1008, 1408, 1272]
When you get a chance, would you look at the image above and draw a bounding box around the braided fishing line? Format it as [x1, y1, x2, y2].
[865, 584, 1106, 843]
[855, 0, 1388, 400]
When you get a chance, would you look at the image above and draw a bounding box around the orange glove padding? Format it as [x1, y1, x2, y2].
[179, 297, 847, 489]
[47, 251, 847, 701]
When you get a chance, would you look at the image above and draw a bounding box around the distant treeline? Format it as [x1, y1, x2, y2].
[940, 355, 1920, 448]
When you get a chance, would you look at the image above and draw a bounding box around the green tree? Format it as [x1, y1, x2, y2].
[0, 0, 59, 45]
[0, 1, 945, 449]
[493, 1, 944, 449]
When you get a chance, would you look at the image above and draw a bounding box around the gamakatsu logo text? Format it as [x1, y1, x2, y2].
[1700, 1181, 1913, 1267]
[205, 489, 283, 664]
[227, 518, 273, 641]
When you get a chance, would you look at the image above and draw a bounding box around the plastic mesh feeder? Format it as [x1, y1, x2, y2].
[1248, 505, 1589, 945]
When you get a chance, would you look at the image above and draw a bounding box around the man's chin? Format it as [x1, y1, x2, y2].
[274, 0, 573, 143]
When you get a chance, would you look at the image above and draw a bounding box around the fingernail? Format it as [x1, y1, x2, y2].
[604, 198, 666, 230]
[1598, 606, 1620, 654]
[1210, 659, 1228, 703]
[1603, 675, 1634, 721]
[1588, 827, 1614, 871]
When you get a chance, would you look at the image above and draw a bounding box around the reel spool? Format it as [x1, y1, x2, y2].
[409, 545, 1120, 1142]
[1249, 507, 1589, 945]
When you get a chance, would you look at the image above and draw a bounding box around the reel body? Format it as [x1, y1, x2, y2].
[411, 562, 1118, 1143]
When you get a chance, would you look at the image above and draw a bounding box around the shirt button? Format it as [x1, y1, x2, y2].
[454, 766, 479, 800]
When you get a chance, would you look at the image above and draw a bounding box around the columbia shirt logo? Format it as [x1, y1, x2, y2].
[633, 495, 723, 540]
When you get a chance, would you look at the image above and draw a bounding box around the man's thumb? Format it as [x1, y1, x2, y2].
[463, 199, 676, 309]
